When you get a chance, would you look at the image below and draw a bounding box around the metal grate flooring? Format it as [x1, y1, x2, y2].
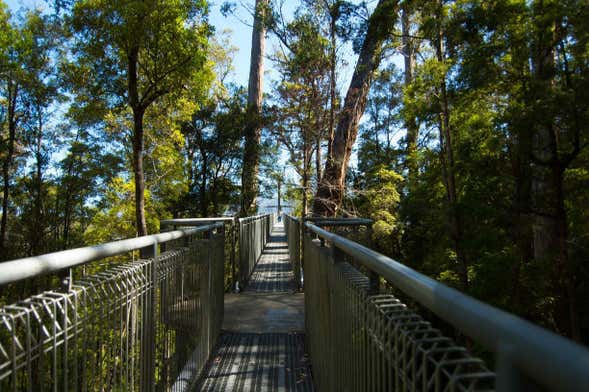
[244, 226, 296, 293]
[196, 332, 314, 391]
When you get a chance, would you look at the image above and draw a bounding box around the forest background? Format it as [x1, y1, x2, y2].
[0, 0, 588, 345]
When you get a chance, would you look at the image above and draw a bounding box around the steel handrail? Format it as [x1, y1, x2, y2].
[304, 221, 589, 391]
[160, 217, 236, 227]
[238, 213, 271, 223]
[304, 217, 373, 226]
[0, 222, 223, 286]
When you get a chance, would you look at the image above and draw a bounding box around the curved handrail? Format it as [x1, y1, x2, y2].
[304, 220, 589, 391]
[0, 222, 223, 286]
[161, 217, 235, 226]
[304, 217, 373, 226]
[238, 213, 272, 223]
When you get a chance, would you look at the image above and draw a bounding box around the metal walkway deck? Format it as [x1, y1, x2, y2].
[196, 222, 314, 391]
[244, 228, 296, 293]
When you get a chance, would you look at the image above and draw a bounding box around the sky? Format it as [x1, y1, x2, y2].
[208, 2, 256, 87]
[208, 1, 358, 94]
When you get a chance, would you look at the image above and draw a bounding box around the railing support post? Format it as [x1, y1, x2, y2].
[238, 219, 245, 289]
[231, 218, 237, 292]
[368, 271, 379, 295]
[496, 343, 539, 392]
[59, 268, 73, 292]
[365, 223, 379, 294]
[140, 241, 158, 392]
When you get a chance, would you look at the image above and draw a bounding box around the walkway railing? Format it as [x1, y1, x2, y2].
[161, 217, 238, 290]
[283, 215, 301, 290]
[0, 223, 225, 392]
[237, 214, 274, 289]
[296, 217, 589, 391]
[284, 216, 373, 291]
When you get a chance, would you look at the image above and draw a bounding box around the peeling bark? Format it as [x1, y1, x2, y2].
[313, 0, 399, 216]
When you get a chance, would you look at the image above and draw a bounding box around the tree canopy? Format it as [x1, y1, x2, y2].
[0, 0, 588, 344]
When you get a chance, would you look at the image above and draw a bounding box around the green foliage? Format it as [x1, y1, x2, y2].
[269, 8, 331, 215]
[63, 0, 214, 235]
[67, 0, 212, 109]
[180, 86, 245, 217]
[353, 0, 589, 340]
[0, 0, 587, 345]
[0, 0, 226, 257]
[84, 177, 161, 243]
[360, 166, 403, 255]
[357, 64, 403, 175]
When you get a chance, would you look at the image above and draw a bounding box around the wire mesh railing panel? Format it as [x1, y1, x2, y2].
[304, 217, 373, 247]
[0, 227, 225, 392]
[304, 234, 495, 391]
[238, 214, 272, 288]
[284, 215, 301, 290]
[159, 218, 237, 293]
[304, 219, 589, 390]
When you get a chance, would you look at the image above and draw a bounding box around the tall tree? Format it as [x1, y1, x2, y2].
[313, 0, 399, 216]
[19, 11, 60, 256]
[0, 4, 21, 254]
[526, 0, 586, 340]
[241, 0, 268, 216]
[270, 12, 330, 217]
[432, 0, 468, 289]
[182, 88, 245, 217]
[401, 2, 419, 179]
[301, 0, 352, 179]
[67, 0, 211, 235]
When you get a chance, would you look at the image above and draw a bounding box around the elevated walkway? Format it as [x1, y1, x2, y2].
[196, 222, 314, 391]
[2, 214, 589, 391]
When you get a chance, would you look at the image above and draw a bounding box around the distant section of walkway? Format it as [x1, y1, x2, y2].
[195, 222, 314, 391]
[244, 225, 296, 293]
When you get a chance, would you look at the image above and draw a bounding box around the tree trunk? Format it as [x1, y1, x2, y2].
[434, 6, 468, 290]
[302, 142, 309, 218]
[200, 150, 208, 217]
[132, 109, 148, 236]
[241, 0, 267, 216]
[313, 0, 399, 216]
[529, 4, 579, 340]
[510, 123, 534, 314]
[402, 4, 418, 179]
[1, 81, 18, 254]
[277, 177, 281, 214]
[128, 46, 148, 236]
[61, 130, 84, 250]
[31, 108, 44, 255]
[315, 138, 322, 184]
[532, 161, 579, 339]
[327, 1, 338, 156]
[62, 187, 73, 249]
